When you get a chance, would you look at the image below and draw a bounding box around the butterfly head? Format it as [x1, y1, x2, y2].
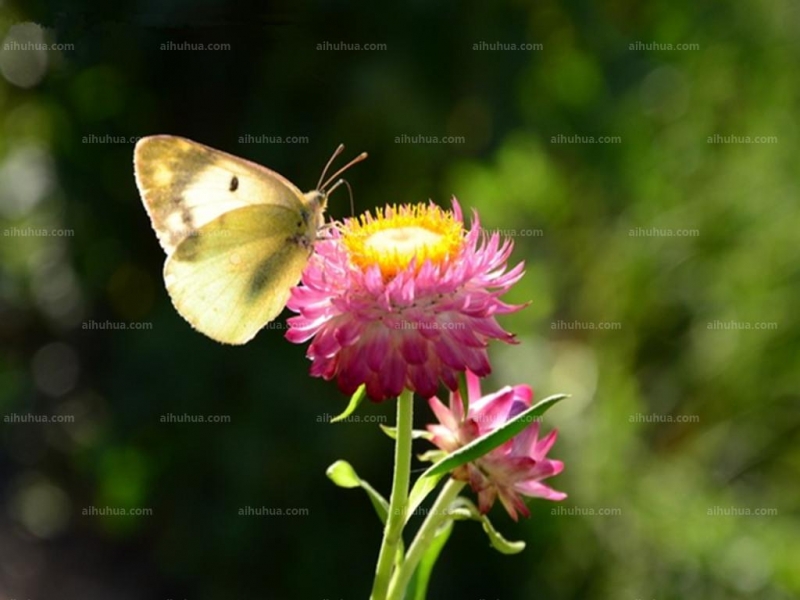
[302, 189, 329, 231]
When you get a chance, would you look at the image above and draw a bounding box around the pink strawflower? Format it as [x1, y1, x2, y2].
[286, 200, 525, 401]
[427, 371, 566, 521]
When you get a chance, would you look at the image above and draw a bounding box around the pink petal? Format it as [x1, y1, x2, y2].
[409, 364, 440, 398]
[360, 326, 390, 371]
[433, 337, 470, 370]
[447, 321, 487, 348]
[469, 386, 516, 430]
[364, 373, 388, 400]
[465, 370, 482, 402]
[334, 318, 362, 347]
[532, 429, 559, 461]
[497, 489, 529, 521]
[512, 421, 541, 456]
[461, 346, 491, 376]
[379, 349, 407, 398]
[440, 367, 459, 391]
[309, 325, 342, 357]
[399, 334, 429, 365]
[427, 424, 459, 452]
[515, 480, 567, 501]
[336, 349, 370, 390]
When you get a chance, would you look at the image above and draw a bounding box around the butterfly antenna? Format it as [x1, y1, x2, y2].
[317, 144, 345, 191]
[324, 178, 355, 215]
[320, 149, 368, 193]
[348, 180, 355, 216]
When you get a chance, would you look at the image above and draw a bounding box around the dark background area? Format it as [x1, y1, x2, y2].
[1, 1, 799, 599]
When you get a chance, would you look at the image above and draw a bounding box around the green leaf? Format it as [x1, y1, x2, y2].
[330, 384, 367, 423]
[326, 459, 360, 488]
[326, 460, 389, 524]
[405, 471, 445, 524]
[424, 393, 569, 479]
[379, 424, 433, 441]
[416, 449, 446, 463]
[457, 371, 470, 422]
[408, 519, 454, 600]
[450, 497, 525, 554]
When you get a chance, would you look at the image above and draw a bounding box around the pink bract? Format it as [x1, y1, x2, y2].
[427, 371, 566, 521]
[286, 200, 525, 401]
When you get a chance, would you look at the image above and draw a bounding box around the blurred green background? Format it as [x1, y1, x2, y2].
[1, 1, 798, 599]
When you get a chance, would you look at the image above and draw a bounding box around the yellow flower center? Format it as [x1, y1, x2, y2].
[342, 204, 464, 279]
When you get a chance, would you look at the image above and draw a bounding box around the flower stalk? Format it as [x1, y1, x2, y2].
[370, 389, 414, 600]
[387, 477, 466, 600]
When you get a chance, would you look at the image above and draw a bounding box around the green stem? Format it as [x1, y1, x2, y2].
[387, 478, 466, 600]
[370, 389, 414, 600]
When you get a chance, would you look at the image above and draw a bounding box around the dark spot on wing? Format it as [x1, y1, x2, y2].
[174, 234, 202, 262]
[179, 206, 198, 239]
[250, 255, 276, 298]
[229, 175, 239, 192]
[248, 250, 296, 300]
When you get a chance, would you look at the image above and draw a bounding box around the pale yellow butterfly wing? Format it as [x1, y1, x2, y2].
[133, 135, 324, 344]
[164, 204, 314, 344]
[133, 135, 309, 255]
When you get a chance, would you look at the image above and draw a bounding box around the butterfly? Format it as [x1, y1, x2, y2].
[133, 135, 366, 344]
